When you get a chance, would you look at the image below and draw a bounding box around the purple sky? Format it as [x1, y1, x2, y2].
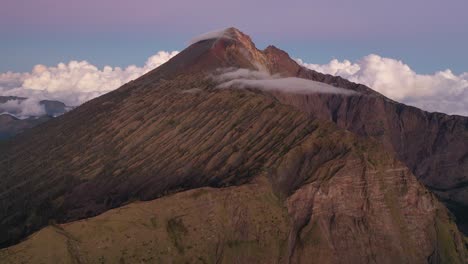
[1, 0, 468, 73]
[1, 0, 467, 116]
[2, 0, 467, 35]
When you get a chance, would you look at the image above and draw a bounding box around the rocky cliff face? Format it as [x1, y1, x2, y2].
[269, 78, 468, 233]
[0, 28, 466, 262]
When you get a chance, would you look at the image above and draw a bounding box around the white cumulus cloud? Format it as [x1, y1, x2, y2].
[0, 51, 179, 112]
[297, 55, 468, 116]
[1, 50, 466, 117]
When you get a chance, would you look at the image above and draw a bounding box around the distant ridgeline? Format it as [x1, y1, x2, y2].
[0, 95, 70, 140]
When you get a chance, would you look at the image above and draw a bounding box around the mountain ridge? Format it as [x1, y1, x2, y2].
[167, 28, 468, 233]
[0, 96, 70, 139]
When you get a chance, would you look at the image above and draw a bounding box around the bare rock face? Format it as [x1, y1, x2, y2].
[256, 43, 468, 233]
[271, 90, 468, 233]
[0, 28, 466, 262]
[283, 139, 465, 263]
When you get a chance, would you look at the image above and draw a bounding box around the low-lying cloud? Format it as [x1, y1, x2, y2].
[0, 98, 46, 118]
[188, 28, 232, 45]
[297, 55, 468, 116]
[215, 68, 356, 95]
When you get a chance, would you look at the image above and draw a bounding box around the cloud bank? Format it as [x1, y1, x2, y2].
[1, 51, 466, 117]
[215, 68, 356, 95]
[0, 98, 46, 118]
[0, 51, 178, 116]
[297, 55, 468, 116]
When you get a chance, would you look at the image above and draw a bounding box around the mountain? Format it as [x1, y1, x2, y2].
[261, 50, 468, 233]
[0, 28, 467, 263]
[0, 114, 52, 140]
[0, 96, 23, 104]
[0, 96, 68, 117]
[0, 96, 69, 139]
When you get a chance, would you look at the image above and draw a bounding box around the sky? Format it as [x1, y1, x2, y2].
[1, 0, 468, 73]
[0, 0, 467, 116]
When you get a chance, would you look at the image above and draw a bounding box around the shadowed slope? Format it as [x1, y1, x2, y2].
[0, 114, 52, 140]
[1, 139, 466, 263]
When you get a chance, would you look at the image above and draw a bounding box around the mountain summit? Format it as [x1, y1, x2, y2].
[0, 28, 467, 263]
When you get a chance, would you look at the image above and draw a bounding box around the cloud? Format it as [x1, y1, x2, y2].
[0, 98, 46, 118]
[1, 50, 466, 118]
[0, 72, 26, 89]
[0, 51, 178, 115]
[215, 68, 356, 95]
[297, 55, 468, 116]
[188, 28, 231, 45]
[215, 68, 276, 81]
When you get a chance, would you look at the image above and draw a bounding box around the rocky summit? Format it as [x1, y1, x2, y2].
[0, 28, 467, 263]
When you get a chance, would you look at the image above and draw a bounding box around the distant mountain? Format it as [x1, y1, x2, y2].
[0, 96, 70, 139]
[0, 95, 68, 117]
[0, 28, 466, 263]
[0, 96, 25, 104]
[0, 114, 52, 140]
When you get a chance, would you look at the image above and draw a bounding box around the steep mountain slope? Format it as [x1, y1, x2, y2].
[0, 28, 466, 262]
[189, 31, 468, 232]
[272, 90, 468, 231]
[247, 44, 468, 232]
[1, 130, 466, 263]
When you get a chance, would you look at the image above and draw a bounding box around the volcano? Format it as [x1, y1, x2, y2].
[0, 28, 467, 263]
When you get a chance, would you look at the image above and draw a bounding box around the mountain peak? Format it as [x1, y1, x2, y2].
[141, 28, 372, 95]
[223, 27, 255, 46]
[188, 27, 254, 47]
[189, 27, 260, 64]
[145, 28, 270, 77]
